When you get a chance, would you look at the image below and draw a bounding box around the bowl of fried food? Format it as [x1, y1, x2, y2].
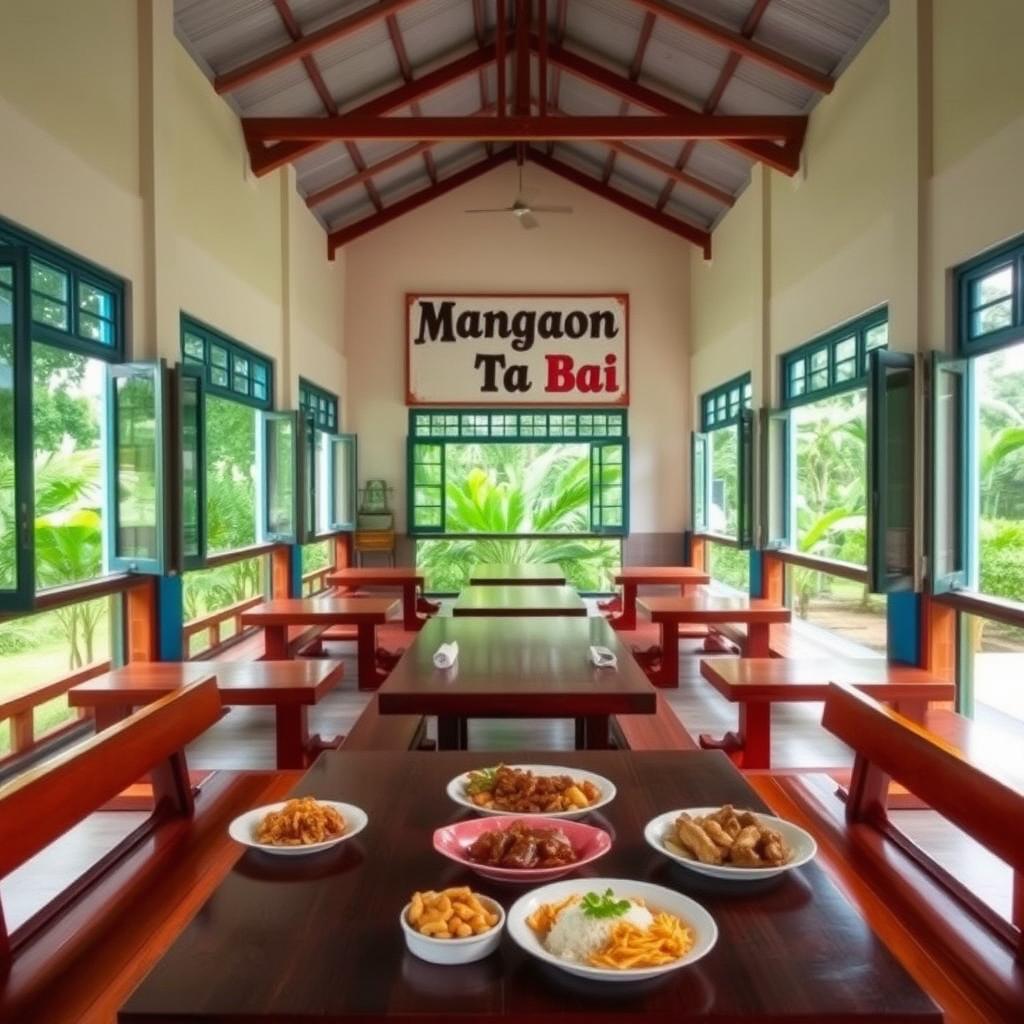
[401, 886, 505, 965]
[229, 796, 368, 856]
[644, 805, 816, 880]
[434, 815, 612, 883]
[447, 764, 615, 819]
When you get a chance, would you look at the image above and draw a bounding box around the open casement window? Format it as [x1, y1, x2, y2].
[691, 432, 708, 533]
[867, 350, 917, 593]
[409, 440, 445, 534]
[259, 411, 299, 544]
[737, 409, 754, 549]
[590, 441, 628, 535]
[175, 363, 206, 571]
[761, 408, 792, 549]
[329, 434, 358, 531]
[106, 361, 171, 575]
[0, 247, 34, 610]
[930, 353, 970, 594]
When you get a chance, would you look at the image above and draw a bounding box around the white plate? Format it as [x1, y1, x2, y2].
[446, 764, 616, 819]
[228, 800, 368, 856]
[507, 877, 717, 982]
[644, 808, 817, 880]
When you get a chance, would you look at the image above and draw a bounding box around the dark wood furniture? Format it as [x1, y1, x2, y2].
[451, 584, 587, 617]
[751, 685, 1024, 1023]
[0, 679, 300, 1022]
[340, 695, 428, 751]
[377, 616, 656, 749]
[326, 567, 428, 631]
[468, 562, 567, 585]
[241, 597, 399, 688]
[696, 657, 955, 769]
[611, 692, 698, 751]
[638, 595, 791, 686]
[68, 660, 346, 770]
[607, 566, 711, 630]
[119, 748, 939, 1023]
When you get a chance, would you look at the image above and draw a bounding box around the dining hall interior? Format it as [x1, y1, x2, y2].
[1, 0, 1022, 1021]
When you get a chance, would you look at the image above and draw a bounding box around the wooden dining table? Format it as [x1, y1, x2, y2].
[377, 616, 656, 749]
[697, 657, 955, 769]
[118, 749, 940, 1023]
[67, 660, 345, 769]
[326, 567, 428, 631]
[468, 562, 567, 586]
[607, 566, 711, 630]
[452, 584, 587, 617]
[241, 597, 399, 689]
[637, 595, 791, 687]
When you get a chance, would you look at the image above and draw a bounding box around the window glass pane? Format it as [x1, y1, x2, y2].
[181, 376, 201, 560]
[972, 264, 1013, 307]
[709, 427, 739, 537]
[810, 349, 828, 371]
[785, 564, 887, 654]
[233, 355, 249, 378]
[707, 539, 748, 592]
[78, 281, 113, 319]
[78, 312, 113, 345]
[114, 371, 158, 561]
[332, 436, 355, 528]
[0, 277, 16, 589]
[933, 365, 962, 583]
[835, 337, 856, 362]
[183, 332, 204, 362]
[266, 417, 295, 537]
[252, 380, 267, 401]
[30, 261, 67, 301]
[206, 395, 257, 554]
[31, 295, 68, 331]
[182, 555, 268, 657]
[835, 358, 856, 383]
[809, 368, 828, 391]
[864, 323, 889, 370]
[210, 345, 228, 368]
[966, 613, 1024, 730]
[971, 300, 1013, 338]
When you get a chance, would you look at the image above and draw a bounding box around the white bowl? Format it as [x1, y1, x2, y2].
[507, 877, 717, 983]
[446, 764, 617, 819]
[644, 808, 817, 880]
[228, 800, 368, 856]
[400, 895, 505, 965]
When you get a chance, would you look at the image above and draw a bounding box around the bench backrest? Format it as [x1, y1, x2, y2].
[822, 682, 1024, 874]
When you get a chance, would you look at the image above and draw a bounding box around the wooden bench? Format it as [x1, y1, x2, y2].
[340, 696, 430, 751]
[611, 693, 698, 751]
[0, 678, 300, 1022]
[709, 620, 868, 659]
[750, 684, 1024, 1023]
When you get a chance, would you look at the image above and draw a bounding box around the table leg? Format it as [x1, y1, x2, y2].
[654, 619, 679, 688]
[437, 716, 468, 750]
[274, 705, 311, 769]
[94, 704, 133, 732]
[699, 702, 771, 768]
[357, 623, 383, 690]
[746, 623, 771, 658]
[402, 582, 424, 631]
[610, 583, 638, 631]
[264, 625, 288, 660]
[892, 698, 927, 723]
[580, 715, 611, 750]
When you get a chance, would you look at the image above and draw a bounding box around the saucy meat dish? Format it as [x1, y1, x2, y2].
[466, 821, 579, 869]
[465, 764, 602, 813]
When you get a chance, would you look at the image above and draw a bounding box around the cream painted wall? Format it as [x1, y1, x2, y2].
[344, 159, 691, 535]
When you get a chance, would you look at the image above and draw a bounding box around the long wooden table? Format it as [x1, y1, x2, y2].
[452, 584, 587, 617]
[607, 566, 711, 630]
[638, 595, 791, 687]
[241, 597, 399, 689]
[377, 616, 655, 749]
[68, 661, 345, 769]
[326, 567, 428, 631]
[698, 657, 956, 769]
[118, 749, 940, 1023]
[468, 562, 567, 585]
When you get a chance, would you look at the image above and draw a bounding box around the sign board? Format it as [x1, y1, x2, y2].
[406, 293, 628, 405]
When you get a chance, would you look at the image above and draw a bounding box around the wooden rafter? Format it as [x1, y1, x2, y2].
[385, 14, 437, 184]
[471, 0, 493, 156]
[546, 0, 569, 156]
[602, 11, 656, 184]
[514, 0, 530, 165]
[600, 138, 734, 207]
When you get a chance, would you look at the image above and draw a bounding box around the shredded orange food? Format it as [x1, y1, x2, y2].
[588, 912, 694, 969]
[526, 894, 579, 937]
[255, 797, 345, 846]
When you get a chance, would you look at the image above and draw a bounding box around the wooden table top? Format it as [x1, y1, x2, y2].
[378, 617, 655, 716]
[241, 597, 399, 626]
[452, 585, 587, 617]
[119, 750, 939, 1023]
[326, 568, 424, 586]
[68, 660, 345, 708]
[638, 595, 791, 625]
[700, 658, 955, 703]
[614, 566, 711, 585]
[469, 563, 567, 585]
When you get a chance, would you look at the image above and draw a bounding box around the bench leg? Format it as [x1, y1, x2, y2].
[437, 716, 468, 751]
[652, 620, 678, 687]
[608, 583, 638, 631]
[579, 715, 611, 750]
[699, 702, 771, 769]
[275, 705, 311, 769]
[746, 624, 771, 658]
[94, 704, 133, 732]
[402, 582, 425, 631]
[357, 623, 384, 690]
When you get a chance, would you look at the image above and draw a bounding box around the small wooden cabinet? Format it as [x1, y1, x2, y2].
[353, 529, 396, 567]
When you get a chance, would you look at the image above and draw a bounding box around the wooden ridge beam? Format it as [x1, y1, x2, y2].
[215, 0, 422, 94]
[327, 150, 514, 256]
[248, 42, 499, 176]
[242, 112, 806, 143]
[527, 148, 711, 258]
[625, 0, 833, 94]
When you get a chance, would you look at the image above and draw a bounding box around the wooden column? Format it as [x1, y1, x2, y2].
[271, 547, 295, 599]
[760, 552, 784, 603]
[920, 593, 956, 682]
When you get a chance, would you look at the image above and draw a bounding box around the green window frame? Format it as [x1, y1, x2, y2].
[180, 315, 273, 409]
[700, 373, 752, 431]
[955, 234, 1024, 356]
[299, 378, 339, 433]
[781, 308, 889, 408]
[407, 409, 629, 537]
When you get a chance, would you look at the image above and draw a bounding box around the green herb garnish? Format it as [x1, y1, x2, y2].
[581, 889, 631, 919]
[465, 765, 499, 795]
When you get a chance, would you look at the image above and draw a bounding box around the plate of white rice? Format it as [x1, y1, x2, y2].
[507, 878, 718, 982]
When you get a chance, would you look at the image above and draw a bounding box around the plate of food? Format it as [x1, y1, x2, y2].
[229, 796, 368, 856]
[644, 805, 816, 880]
[507, 878, 717, 982]
[434, 815, 612, 883]
[447, 764, 615, 818]
[401, 886, 505, 965]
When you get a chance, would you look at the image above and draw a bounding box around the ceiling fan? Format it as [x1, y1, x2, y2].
[464, 164, 573, 229]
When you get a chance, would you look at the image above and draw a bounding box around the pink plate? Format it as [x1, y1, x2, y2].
[433, 815, 612, 883]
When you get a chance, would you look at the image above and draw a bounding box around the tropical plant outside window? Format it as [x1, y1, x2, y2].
[706, 540, 749, 592]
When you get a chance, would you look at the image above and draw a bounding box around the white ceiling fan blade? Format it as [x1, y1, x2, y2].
[464, 206, 517, 213]
[517, 210, 540, 229]
[529, 205, 573, 214]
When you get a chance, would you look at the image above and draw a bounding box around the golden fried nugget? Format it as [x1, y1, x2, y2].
[733, 825, 761, 851]
[703, 819, 735, 849]
[675, 816, 723, 864]
[762, 840, 789, 865]
[731, 843, 763, 867]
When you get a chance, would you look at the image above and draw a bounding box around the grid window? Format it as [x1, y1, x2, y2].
[180, 316, 273, 409]
[700, 373, 752, 431]
[299, 378, 339, 433]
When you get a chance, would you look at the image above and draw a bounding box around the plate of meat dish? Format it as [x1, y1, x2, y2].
[434, 816, 613, 882]
[644, 805, 816, 880]
[447, 764, 615, 819]
[229, 796, 368, 856]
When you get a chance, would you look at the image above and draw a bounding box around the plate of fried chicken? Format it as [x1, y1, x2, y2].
[643, 805, 816, 880]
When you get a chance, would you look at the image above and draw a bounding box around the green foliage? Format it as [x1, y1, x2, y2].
[708, 543, 748, 592]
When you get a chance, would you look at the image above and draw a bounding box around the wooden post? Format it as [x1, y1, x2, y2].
[921, 593, 957, 682]
[334, 533, 352, 571]
[271, 547, 294, 599]
[689, 535, 707, 572]
[761, 553, 784, 604]
[127, 579, 159, 662]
